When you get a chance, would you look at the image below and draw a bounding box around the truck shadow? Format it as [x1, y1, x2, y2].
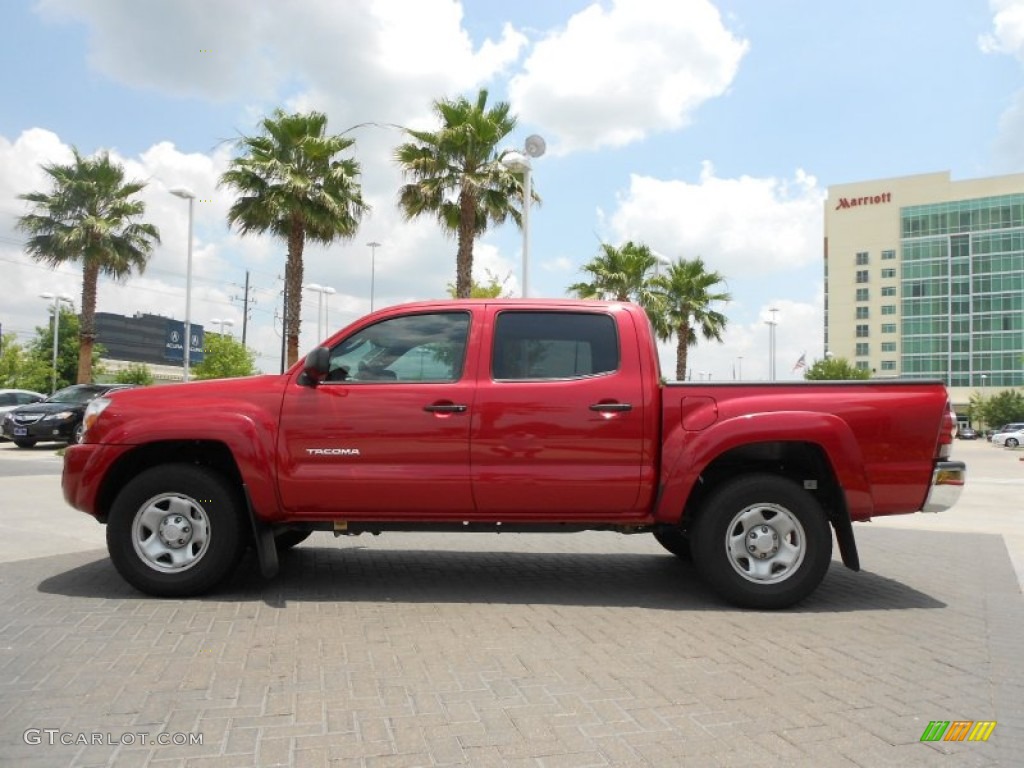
[35, 546, 946, 612]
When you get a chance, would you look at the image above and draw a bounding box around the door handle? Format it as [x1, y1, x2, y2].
[589, 402, 632, 413]
[423, 403, 468, 413]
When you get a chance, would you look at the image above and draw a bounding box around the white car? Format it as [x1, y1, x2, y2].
[992, 428, 1024, 448]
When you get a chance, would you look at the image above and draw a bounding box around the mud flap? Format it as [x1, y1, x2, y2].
[243, 485, 279, 578]
[831, 512, 860, 572]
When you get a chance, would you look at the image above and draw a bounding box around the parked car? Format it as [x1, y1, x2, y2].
[989, 422, 1024, 443]
[992, 428, 1024, 448]
[957, 426, 979, 440]
[1, 383, 134, 448]
[0, 389, 47, 442]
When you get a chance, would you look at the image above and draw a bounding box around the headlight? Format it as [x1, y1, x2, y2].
[42, 410, 75, 421]
[81, 398, 112, 437]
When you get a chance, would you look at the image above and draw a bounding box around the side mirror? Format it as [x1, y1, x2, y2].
[299, 346, 330, 386]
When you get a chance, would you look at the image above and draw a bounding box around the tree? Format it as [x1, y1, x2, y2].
[114, 363, 154, 386]
[0, 333, 49, 391]
[445, 269, 513, 299]
[652, 258, 731, 381]
[570, 241, 661, 301]
[976, 389, 1024, 428]
[396, 89, 526, 298]
[220, 109, 368, 367]
[17, 149, 160, 384]
[803, 356, 871, 380]
[192, 333, 257, 380]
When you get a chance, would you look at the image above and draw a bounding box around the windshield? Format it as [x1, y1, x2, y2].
[45, 386, 104, 405]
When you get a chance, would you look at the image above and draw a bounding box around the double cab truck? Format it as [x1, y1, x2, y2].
[62, 300, 965, 609]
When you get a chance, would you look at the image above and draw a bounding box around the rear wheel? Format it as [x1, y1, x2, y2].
[107, 464, 247, 596]
[1006, 438, 1019, 448]
[691, 474, 832, 609]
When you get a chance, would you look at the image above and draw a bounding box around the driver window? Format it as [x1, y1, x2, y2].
[326, 312, 470, 383]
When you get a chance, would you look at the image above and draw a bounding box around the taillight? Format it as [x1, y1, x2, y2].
[937, 402, 956, 459]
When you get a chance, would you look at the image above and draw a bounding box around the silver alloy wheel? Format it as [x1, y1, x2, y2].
[131, 493, 211, 573]
[724, 502, 807, 584]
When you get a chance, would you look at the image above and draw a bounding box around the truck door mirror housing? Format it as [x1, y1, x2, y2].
[300, 346, 330, 386]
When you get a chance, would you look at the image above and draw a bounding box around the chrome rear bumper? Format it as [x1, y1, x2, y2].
[921, 461, 966, 513]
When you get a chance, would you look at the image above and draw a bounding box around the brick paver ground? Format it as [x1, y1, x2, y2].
[1, 525, 1021, 767]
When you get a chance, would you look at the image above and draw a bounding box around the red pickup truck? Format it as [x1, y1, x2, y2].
[63, 300, 965, 609]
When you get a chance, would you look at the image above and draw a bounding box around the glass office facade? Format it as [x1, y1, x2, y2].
[900, 195, 1024, 387]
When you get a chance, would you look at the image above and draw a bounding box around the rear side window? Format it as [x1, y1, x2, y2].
[492, 312, 619, 380]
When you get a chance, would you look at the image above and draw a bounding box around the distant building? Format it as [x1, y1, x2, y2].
[824, 171, 1024, 416]
[95, 312, 204, 383]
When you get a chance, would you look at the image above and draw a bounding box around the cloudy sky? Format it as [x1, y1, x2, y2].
[2, 0, 1023, 379]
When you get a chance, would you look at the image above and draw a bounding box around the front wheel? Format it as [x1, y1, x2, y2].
[690, 474, 833, 609]
[107, 464, 247, 596]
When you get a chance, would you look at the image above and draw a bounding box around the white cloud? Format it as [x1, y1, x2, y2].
[35, 0, 526, 123]
[980, 0, 1024, 59]
[605, 162, 825, 277]
[508, 0, 748, 154]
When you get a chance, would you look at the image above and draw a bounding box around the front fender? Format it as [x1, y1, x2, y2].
[92, 407, 281, 519]
[656, 410, 872, 523]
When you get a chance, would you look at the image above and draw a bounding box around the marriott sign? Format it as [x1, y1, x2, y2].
[835, 192, 892, 210]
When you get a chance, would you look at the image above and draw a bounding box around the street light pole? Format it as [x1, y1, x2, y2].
[169, 187, 196, 382]
[209, 318, 235, 335]
[304, 284, 335, 341]
[501, 135, 545, 297]
[366, 241, 381, 311]
[39, 292, 72, 393]
[765, 307, 779, 381]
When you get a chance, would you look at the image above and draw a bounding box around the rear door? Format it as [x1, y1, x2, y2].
[470, 307, 648, 519]
[277, 310, 477, 518]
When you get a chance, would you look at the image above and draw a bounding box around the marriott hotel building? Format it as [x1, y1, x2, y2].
[824, 171, 1024, 411]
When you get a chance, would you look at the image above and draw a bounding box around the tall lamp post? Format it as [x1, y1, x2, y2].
[765, 307, 779, 381]
[169, 186, 196, 382]
[39, 292, 72, 393]
[366, 241, 381, 312]
[304, 283, 335, 341]
[209, 318, 235, 335]
[501, 134, 546, 297]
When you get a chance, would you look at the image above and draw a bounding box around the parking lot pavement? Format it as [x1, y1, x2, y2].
[0, 441, 1021, 766]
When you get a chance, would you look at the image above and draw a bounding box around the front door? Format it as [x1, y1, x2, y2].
[277, 310, 477, 519]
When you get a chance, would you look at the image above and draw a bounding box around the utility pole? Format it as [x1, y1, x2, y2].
[230, 270, 253, 346]
[280, 267, 288, 375]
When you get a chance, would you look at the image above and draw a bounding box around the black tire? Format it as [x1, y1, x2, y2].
[275, 529, 312, 552]
[106, 464, 247, 597]
[72, 422, 85, 444]
[652, 527, 692, 560]
[1006, 438, 1019, 448]
[13, 439, 37, 449]
[690, 474, 832, 609]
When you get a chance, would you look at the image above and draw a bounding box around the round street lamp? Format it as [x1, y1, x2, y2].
[501, 134, 545, 297]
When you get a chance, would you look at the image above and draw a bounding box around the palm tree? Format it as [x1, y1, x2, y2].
[17, 149, 160, 383]
[654, 258, 731, 381]
[395, 89, 525, 298]
[220, 109, 367, 366]
[569, 241, 667, 330]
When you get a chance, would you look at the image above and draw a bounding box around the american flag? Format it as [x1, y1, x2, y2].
[792, 352, 806, 372]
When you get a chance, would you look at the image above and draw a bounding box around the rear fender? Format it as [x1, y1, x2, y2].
[657, 411, 873, 525]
